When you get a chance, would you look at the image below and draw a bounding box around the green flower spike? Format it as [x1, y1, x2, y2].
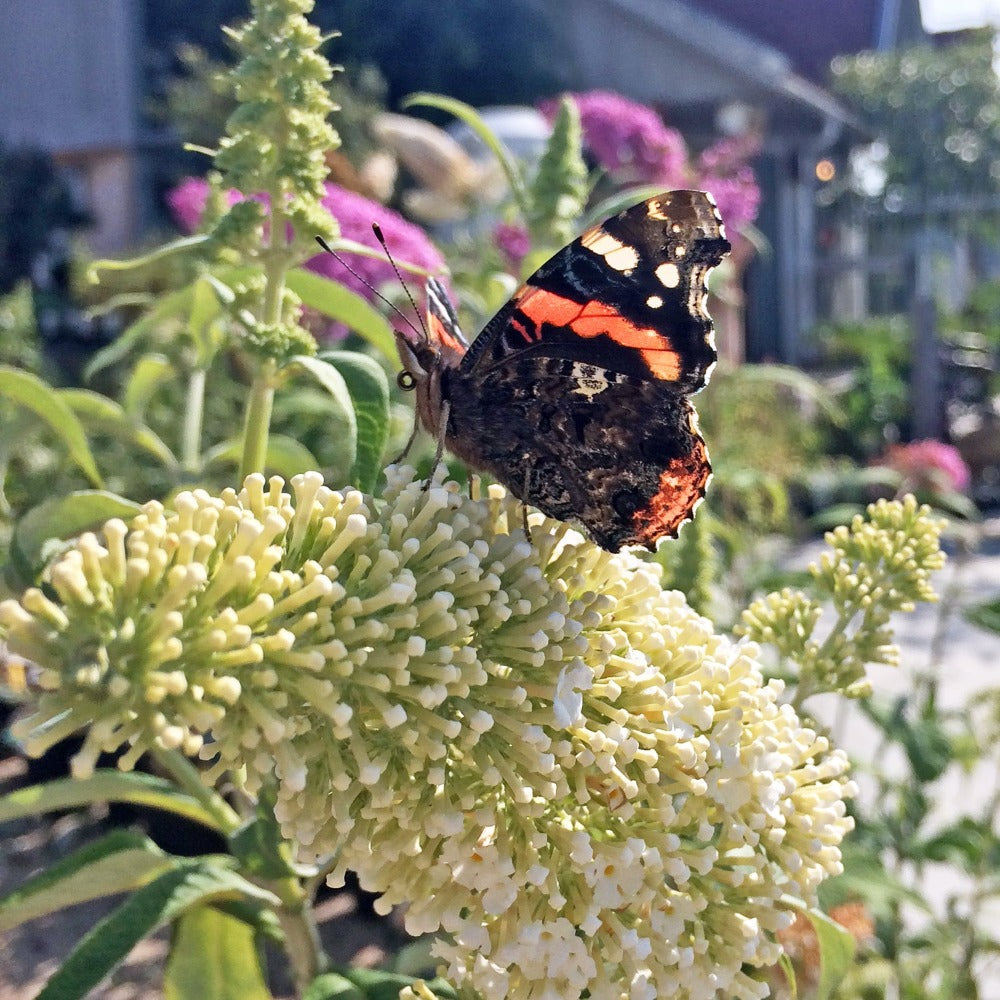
[739, 495, 946, 702]
[0, 468, 857, 1000]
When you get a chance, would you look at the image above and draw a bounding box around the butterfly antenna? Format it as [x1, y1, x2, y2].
[314, 235, 424, 340]
[370, 223, 431, 341]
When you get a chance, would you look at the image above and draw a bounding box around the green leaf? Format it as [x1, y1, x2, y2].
[917, 817, 996, 870]
[202, 434, 320, 479]
[124, 353, 178, 419]
[60, 388, 178, 468]
[164, 905, 270, 1000]
[290, 354, 358, 472]
[303, 973, 364, 1000]
[403, 92, 527, 211]
[35, 858, 279, 1000]
[966, 595, 1000, 635]
[318, 350, 390, 491]
[188, 275, 229, 367]
[83, 284, 196, 379]
[88, 234, 210, 273]
[0, 770, 224, 830]
[10, 490, 142, 585]
[345, 969, 458, 1000]
[0, 366, 102, 486]
[807, 906, 857, 1000]
[0, 830, 171, 933]
[227, 786, 301, 880]
[286, 267, 396, 362]
[777, 950, 798, 998]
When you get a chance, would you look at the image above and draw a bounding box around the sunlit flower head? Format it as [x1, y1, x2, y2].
[0, 467, 857, 1000]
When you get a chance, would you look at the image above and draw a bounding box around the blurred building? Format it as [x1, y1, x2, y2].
[0, 0, 933, 364]
[0, 1, 146, 256]
[542, 0, 928, 362]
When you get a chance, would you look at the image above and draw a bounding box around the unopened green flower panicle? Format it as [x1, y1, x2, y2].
[0, 468, 857, 1000]
[738, 495, 946, 699]
[527, 94, 589, 248]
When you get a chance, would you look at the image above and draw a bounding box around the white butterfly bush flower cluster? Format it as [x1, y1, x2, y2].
[0, 466, 856, 1000]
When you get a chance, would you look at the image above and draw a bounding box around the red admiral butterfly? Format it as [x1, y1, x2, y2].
[395, 189, 729, 552]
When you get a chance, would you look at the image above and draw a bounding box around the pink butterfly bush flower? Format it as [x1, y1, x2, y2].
[696, 132, 763, 237]
[313, 183, 447, 302]
[879, 440, 971, 493]
[493, 221, 531, 270]
[543, 90, 689, 188]
[542, 90, 761, 235]
[166, 178, 447, 332]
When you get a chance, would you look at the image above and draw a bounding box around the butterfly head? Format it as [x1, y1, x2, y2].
[394, 324, 450, 439]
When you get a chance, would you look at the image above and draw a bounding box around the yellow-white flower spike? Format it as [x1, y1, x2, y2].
[0, 466, 905, 1000]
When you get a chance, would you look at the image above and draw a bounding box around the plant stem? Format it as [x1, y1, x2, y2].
[151, 746, 242, 834]
[237, 190, 291, 482]
[181, 367, 207, 473]
[272, 878, 329, 992]
[239, 359, 277, 480]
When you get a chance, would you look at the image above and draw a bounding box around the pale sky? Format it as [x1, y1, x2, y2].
[919, 0, 1000, 32]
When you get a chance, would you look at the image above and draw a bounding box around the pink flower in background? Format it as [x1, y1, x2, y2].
[540, 91, 761, 235]
[166, 179, 448, 338]
[167, 177, 245, 233]
[696, 133, 763, 235]
[312, 183, 447, 304]
[880, 440, 971, 493]
[493, 221, 531, 270]
[543, 90, 688, 188]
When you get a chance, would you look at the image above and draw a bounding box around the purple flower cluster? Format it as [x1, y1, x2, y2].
[880, 440, 971, 493]
[492, 221, 531, 270]
[540, 91, 762, 234]
[543, 90, 688, 188]
[166, 178, 447, 325]
[167, 176, 240, 233]
[311, 183, 447, 304]
[696, 133, 762, 236]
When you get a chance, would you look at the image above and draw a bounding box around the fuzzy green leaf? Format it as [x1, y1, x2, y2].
[290, 354, 358, 472]
[0, 770, 224, 830]
[83, 285, 196, 379]
[0, 830, 171, 933]
[60, 388, 178, 468]
[0, 366, 102, 486]
[318, 350, 390, 491]
[164, 905, 270, 1000]
[123, 353, 178, 419]
[807, 906, 856, 1000]
[203, 434, 320, 479]
[35, 858, 279, 1000]
[9, 490, 142, 585]
[303, 974, 365, 1000]
[966, 595, 1000, 635]
[286, 265, 396, 362]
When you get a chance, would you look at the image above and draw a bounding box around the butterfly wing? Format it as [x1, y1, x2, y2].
[443, 190, 729, 551]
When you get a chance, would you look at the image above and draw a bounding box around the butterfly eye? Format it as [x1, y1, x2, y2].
[397, 371, 417, 391]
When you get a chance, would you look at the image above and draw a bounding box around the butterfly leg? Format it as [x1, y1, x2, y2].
[391, 416, 421, 466]
[422, 398, 451, 491]
[521, 464, 533, 543]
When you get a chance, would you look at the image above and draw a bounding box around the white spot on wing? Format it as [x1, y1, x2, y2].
[604, 245, 640, 272]
[582, 228, 639, 272]
[570, 362, 612, 398]
[646, 295, 664, 309]
[655, 262, 681, 288]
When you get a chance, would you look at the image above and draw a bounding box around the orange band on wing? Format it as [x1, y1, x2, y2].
[428, 312, 466, 355]
[632, 433, 711, 548]
[515, 287, 681, 380]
